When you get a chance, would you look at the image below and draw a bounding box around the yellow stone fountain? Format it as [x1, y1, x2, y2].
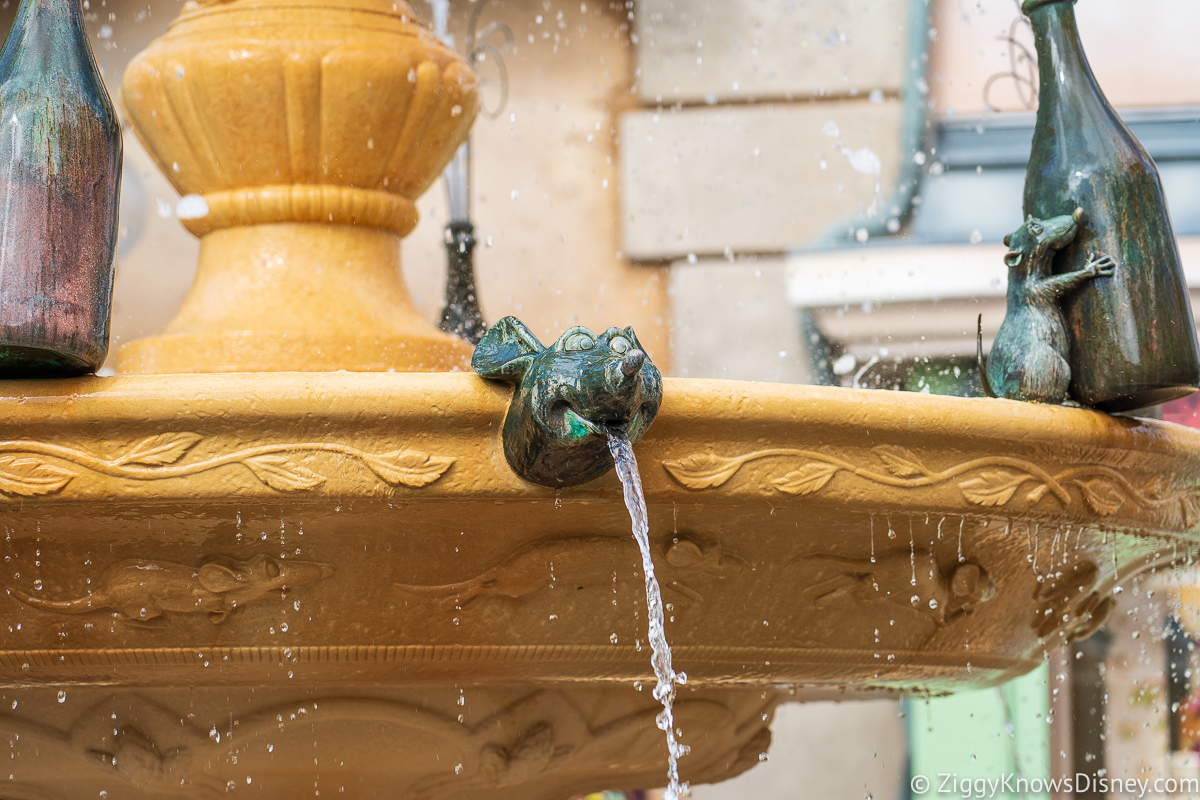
[2, 0, 1200, 796]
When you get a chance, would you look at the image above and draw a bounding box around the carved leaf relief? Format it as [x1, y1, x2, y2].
[0, 436, 453, 496]
[662, 446, 1200, 525]
[957, 469, 1034, 507]
[872, 445, 931, 478]
[362, 450, 455, 487]
[113, 432, 202, 467]
[0, 455, 76, 496]
[1074, 479, 1125, 516]
[661, 453, 747, 489]
[243, 455, 327, 492]
[772, 462, 839, 496]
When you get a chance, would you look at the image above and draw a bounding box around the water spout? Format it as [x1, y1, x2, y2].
[608, 428, 689, 799]
[473, 317, 662, 487]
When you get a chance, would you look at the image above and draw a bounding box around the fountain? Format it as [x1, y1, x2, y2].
[2, 0, 1200, 796]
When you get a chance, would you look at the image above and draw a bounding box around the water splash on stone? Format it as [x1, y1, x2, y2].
[607, 429, 689, 799]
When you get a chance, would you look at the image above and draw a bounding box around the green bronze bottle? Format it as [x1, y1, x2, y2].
[0, 0, 122, 377]
[1023, 0, 1198, 411]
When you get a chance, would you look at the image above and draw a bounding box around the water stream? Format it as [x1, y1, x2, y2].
[607, 430, 690, 800]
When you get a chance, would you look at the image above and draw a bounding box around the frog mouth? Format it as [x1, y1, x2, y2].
[561, 406, 636, 437]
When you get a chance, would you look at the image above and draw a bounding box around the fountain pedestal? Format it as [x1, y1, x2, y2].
[114, 0, 477, 373]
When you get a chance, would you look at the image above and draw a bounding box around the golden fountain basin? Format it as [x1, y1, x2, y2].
[2, 373, 1198, 797]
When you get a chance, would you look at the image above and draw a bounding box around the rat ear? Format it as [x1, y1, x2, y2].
[199, 563, 243, 593]
[1004, 251, 1023, 268]
[1002, 233, 1012, 247]
[472, 317, 545, 381]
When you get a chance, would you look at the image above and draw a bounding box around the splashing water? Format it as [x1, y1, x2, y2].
[607, 430, 690, 800]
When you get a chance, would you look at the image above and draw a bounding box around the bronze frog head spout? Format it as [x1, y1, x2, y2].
[473, 316, 663, 487]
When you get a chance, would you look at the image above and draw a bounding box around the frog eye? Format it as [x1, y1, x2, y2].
[563, 332, 594, 351]
[609, 336, 631, 354]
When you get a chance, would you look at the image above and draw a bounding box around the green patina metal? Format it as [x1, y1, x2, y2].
[978, 209, 1114, 405]
[472, 316, 662, 488]
[0, 0, 122, 377]
[1021, 0, 1199, 411]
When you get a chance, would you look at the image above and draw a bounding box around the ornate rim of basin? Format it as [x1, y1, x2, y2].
[1, 373, 1196, 694]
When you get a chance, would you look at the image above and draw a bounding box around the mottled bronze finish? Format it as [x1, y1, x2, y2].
[0, 0, 121, 377]
[978, 210, 1114, 404]
[473, 317, 663, 487]
[1023, 0, 1199, 411]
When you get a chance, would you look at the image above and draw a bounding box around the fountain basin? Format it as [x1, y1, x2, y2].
[2, 373, 1197, 688]
[1, 373, 1197, 796]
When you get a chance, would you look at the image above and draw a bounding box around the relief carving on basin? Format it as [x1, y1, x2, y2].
[1, 374, 1196, 686]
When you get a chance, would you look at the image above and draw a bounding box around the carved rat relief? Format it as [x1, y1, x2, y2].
[7, 554, 333, 623]
[395, 535, 742, 608]
[795, 549, 996, 626]
[978, 209, 1115, 404]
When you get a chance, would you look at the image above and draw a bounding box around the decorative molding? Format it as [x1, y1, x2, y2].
[0, 432, 453, 496]
[180, 184, 420, 236]
[0, 688, 777, 798]
[0, 643, 1031, 675]
[663, 445, 1200, 521]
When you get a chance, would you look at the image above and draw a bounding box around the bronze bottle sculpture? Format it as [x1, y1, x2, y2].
[1022, 0, 1199, 411]
[0, 0, 122, 377]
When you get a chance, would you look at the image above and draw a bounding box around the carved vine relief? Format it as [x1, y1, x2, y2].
[0, 432, 453, 496]
[663, 445, 1200, 523]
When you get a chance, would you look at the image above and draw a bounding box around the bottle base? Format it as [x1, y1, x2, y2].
[0, 345, 96, 379]
[1089, 385, 1198, 414]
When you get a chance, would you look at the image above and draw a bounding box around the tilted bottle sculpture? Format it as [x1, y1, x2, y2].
[0, 0, 121, 377]
[1023, 0, 1199, 411]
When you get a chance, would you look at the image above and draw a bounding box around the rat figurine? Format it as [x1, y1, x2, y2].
[473, 316, 662, 487]
[978, 209, 1115, 404]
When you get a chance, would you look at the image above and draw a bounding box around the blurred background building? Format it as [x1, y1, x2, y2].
[13, 0, 1200, 796]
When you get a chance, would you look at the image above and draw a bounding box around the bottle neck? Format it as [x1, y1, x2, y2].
[1, 0, 90, 77]
[1027, 1, 1101, 110]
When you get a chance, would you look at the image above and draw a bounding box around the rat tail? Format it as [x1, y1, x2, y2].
[6, 586, 97, 613]
[977, 314, 996, 398]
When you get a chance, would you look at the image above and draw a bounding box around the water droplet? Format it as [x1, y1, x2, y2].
[610, 632, 619, 644]
[929, 598, 938, 610]
[56, 690, 66, 703]
[454, 763, 464, 775]
[209, 725, 221, 742]
[33, 579, 42, 590]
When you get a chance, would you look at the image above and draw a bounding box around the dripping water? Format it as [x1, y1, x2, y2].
[870, 515, 876, 563]
[608, 430, 690, 800]
[909, 524, 917, 588]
